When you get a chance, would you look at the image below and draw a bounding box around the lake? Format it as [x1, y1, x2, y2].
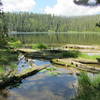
[10, 32, 100, 46]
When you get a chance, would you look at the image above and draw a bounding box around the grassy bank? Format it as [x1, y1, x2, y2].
[79, 53, 100, 61]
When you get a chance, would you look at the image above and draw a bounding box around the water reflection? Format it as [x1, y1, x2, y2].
[11, 32, 100, 45]
[0, 89, 10, 100]
[0, 59, 77, 100]
[10, 73, 77, 100]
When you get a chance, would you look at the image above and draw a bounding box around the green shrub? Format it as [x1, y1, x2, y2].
[32, 43, 48, 50]
[0, 49, 18, 65]
[62, 50, 81, 58]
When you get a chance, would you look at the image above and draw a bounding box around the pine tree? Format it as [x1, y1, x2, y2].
[0, 0, 8, 48]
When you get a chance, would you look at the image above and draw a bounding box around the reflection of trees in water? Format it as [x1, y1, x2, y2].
[0, 89, 10, 99]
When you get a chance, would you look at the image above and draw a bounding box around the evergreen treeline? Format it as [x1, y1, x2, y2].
[4, 12, 100, 32]
[0, 0, 8, 47]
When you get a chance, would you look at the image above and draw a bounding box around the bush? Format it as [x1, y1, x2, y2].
[62, 50, 81, 58]
[0, 38, 8, 48]
[32, 43, 48, 50]
[0, 49, 18, 65]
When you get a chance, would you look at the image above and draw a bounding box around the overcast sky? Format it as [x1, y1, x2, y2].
[3, 0, 100, 16]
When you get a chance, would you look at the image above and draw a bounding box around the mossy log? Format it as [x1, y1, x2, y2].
[71, 61, 100, 73]
[0, 65, 47, 89]
[51, 59, 67, 66]
[74, 59, 98, 64]
[64, 44, 100, 50]
[52, 58, 100, 73]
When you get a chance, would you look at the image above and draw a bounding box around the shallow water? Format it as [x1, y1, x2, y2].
[0, 59, 78, 100]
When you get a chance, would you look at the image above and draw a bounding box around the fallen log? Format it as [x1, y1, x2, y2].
[0, 65, 48, 89]
[71, 61, 100, 73]
[51, 59, 67, 66]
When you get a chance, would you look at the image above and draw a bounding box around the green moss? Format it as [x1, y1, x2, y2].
[52, 59, 66, 65]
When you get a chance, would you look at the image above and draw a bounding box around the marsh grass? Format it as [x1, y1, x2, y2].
[74, 72, 100, 100]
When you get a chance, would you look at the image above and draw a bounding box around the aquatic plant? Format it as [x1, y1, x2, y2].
[40, 67, 61, 76]
[46, 67, 57, 71]
[48, 71, 61, 76]
[40, 67, 57, 72]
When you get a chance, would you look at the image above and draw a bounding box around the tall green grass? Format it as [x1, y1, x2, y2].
[74, 72, 100, 100]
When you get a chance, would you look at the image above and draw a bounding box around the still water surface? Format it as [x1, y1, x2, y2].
[0, 59, 77, 100]
[10, 32, 100, 45]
